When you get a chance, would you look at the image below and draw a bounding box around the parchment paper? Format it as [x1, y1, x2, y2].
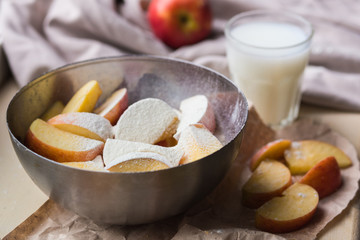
[4, 106, 360, 240]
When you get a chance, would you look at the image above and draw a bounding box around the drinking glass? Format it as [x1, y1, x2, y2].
[225, 10, 313, 127]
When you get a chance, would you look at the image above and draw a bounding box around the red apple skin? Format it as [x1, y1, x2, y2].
[299, 156, 342, 198]
[147, 0, 212, 48]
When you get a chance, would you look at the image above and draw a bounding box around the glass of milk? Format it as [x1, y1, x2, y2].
[225, 10, 313, 127]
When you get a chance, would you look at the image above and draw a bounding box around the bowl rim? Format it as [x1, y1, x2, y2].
[7, 54, 248, 175]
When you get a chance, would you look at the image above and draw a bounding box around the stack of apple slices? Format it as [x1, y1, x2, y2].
[242, 139, 352, 233]
[25, 80, 223, 173]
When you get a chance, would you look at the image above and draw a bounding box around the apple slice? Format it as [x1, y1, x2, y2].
[177, 124, 223, 165]
[62, 155, 106, 171]
[284, 140, 352, 174]
[113, 98, 179, 144]
[62, 80, 102, 113]
[174, 95, 215, 139]
[41, 101, 65, 121]
[103, 139, 183, 168]
[156, 137, 178, 147]
[256, 183, 319, 233]
[25, 119, 104, 163]
[249, 139, 291, 171]
[106, 152, 171, 172]
[48, 112, 113, 142]
[242, 159, 292, 209]
[94, 88, 128, 125]
[299, 156, 342, 198]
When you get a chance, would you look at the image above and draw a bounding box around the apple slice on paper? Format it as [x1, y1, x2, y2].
[113, 98, 179, 144]
[106, 152, 172, 172]
[94, 88, 128, 125]
[177, 124, 222, 165]
[25, 119, 104, 163]
[63, 155, 106, 171]
[41, 101, 65, 121]
[62, 80, 102, 113]
[284, 140, 352, 174]
[48, 112, 113, 142]
[103, 139, 183, 168]
[299, 156, 342, 198]
[242, 159, 292, 209]
[249, 139, 291, 171]
[256, 183, 319, 233]
[175, 95, 216, 139]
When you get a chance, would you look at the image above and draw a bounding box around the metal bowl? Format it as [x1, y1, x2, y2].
[7, 55, 248, 225]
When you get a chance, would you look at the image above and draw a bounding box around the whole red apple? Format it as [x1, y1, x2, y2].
[147, 0, 212, 49]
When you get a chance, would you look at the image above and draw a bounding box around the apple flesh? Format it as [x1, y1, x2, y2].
[94, 88, 128, 125]
[299, 156, 342, 198]
[256, 183, 319, 233]
[25, 119, 104, 163]
[103, 139, 184, 168]
[62, 80, 102, 113]
[242, 159, 292, 209]
[106, 152, 171, 172]
[177, 124, 222, 164]
[174, 95, 215, 139]
[41, 101, 64, 121]
[63, 155, 106, 171]
[284, 140, 352, 174]
[249, 139, 291, 171]
[147, 0, 212, 48]
[113, 98, 179, 144]
[48, 112, 113, 142]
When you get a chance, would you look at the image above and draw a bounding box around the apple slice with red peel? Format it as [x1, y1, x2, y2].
[41, 101, 65, 121]
[48, 112, 113, 142]
[256, 183, 319, 233]
[106, 152, 171, 172]
[94, 88, 128, 125]
[284, 140, 352, 174]
[250, 139, 291, 171]
[299, 156, 342, 198]
[63, 155, 106, 171]
[62, 80, 102, 113]
[25, 118, 104, 163]
[113, 98, 179, 144]
[242, 159, 292, 209]
[177, 124, 222, 165]
[103, 139, 183, 168]
[175, 95, 216, 140]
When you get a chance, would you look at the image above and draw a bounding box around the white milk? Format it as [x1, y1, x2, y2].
[226, 22, 310, 126]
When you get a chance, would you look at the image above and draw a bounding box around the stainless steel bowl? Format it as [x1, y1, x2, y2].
[7, 55, 248, 225]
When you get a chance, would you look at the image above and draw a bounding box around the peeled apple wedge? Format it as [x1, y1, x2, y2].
[103, 139, 184, 168]
[62, 80, 102, 113]
[256, 183, 319, 233]
[106, 152, 171, 172]
[249, 139, 291, 171]
[48, 112, 113, 142]
[25, 119, 104, 163]
[114, 98, 179, 144]
[177, 124, 222, 164]
[175, 95, 216, 139]
[63, 155, 106, 171]
[41, 101, 65, 121]
[242, 159, 292, 209]
[284, 140, 352, 174]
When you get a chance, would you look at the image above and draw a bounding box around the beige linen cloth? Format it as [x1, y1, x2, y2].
[1, 0, 360, 111]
